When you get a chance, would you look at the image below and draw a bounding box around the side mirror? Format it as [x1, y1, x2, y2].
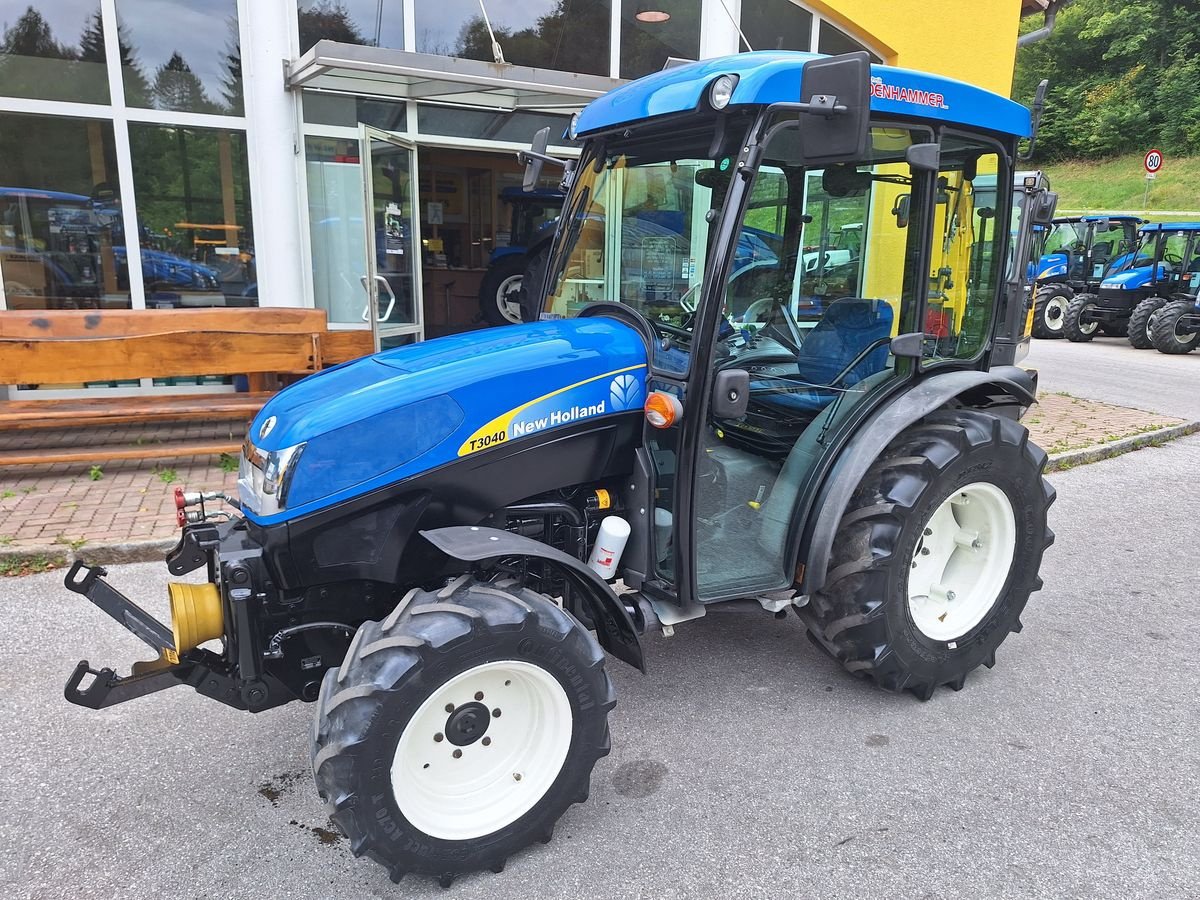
[518, 126, 551, 191]
[712, 369, 750, 419]
[892, 194, 911, 228]
[1031, 190, 1058, 226]
[797, 52, 871, 165]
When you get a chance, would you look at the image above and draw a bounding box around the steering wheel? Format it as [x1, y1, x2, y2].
[653, 318, 693, 341]
[1165, 252, 1184, 265]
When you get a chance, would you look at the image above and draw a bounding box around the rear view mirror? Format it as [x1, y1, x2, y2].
[892, 194, 911, 228]
[1031, 190, 1059, 225]
[518, 127, 551, 191]
[798, 52, 871, 165]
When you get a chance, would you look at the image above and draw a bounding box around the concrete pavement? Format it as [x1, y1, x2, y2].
[3, 435, 1198, 899]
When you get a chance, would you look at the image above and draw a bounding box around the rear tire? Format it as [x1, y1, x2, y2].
[797, 409, 1055, 700]
[1031, 286, 1071, 339]
[1127, 296, 1168, 349]
[1062, 293, 1100, 342]
[1149, 299, 1200, 354]
[312, 577, 614, 885]
[479, 256, 527, 326]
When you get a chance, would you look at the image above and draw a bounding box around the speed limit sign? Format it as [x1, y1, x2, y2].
[1145, 149, 1164, 174]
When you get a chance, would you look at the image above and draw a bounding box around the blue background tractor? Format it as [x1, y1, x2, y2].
[1063, 222, 1200, 347]
[1030, 214, 1143, 339]
[477, 186, 563, 326]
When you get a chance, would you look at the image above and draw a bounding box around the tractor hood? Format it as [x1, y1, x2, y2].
[1101, 264, 1161, 290]
[241, 318, 648, 525]
[1037, 257, 1068, 281]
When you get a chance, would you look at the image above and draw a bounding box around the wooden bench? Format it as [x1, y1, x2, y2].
[0, 308, 374, 467]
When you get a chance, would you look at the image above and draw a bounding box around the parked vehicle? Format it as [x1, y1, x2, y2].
[478, 186, 564, 326]
[1063, 222, 1200, 347]
[61, 52, 1057, 885]
[1030, 215, 1143, 339]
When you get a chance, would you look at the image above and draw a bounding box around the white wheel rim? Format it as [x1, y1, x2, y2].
[1043, 295, 1067, 330]
[1078, 304, 1099, 335]
[496, 274, 524, 323]
[907, 481, 1017, 643]
[391, 660, 572, 841]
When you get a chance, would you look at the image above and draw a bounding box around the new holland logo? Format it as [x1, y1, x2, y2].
[259, 416, 277, 440]
[609, 373, 643, 411]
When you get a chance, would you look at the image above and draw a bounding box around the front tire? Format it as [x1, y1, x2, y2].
[312, 577, 614, 885]
[479, 257, 528, 326]
[1062, 293, 1100, 342]
[1127, 296, 1168, 349]
[1149, 299, 1200, 354]
[1031, 286, 1072, 339]
[798, 409, 1055, 700]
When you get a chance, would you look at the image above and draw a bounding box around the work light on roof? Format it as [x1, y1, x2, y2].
[709, 75, 736, 110]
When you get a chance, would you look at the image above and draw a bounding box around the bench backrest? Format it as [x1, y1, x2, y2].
[0, 308, 376, 384]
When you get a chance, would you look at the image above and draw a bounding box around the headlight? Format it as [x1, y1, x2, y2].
[239, 439, 306, 515]
[569, 112, 579, 140]
[708, 74, 737, 110]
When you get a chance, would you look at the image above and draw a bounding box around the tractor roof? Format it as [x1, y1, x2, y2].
[1139, 222, 1200, 233]
[1078, 215, 1145, 224]
[574, 51, 1031, 139]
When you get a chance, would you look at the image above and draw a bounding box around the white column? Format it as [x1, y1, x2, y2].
[701, 0, 742, 59]
[239, 0, 305, 308]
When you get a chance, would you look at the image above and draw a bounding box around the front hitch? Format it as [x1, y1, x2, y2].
[62, 561, 246, 710]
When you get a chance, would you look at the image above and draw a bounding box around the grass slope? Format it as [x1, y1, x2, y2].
[1040, 153, 1200, 219]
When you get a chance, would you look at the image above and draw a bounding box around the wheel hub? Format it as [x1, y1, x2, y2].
[445, 701, 491, 746]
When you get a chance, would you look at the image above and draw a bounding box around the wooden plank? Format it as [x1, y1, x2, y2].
[0, 394, 269, 429]
[0, 439, 241, 468]
[320, 330, 375, 365]
[0, 307, 328, 340]
[0, 331, 318, 384]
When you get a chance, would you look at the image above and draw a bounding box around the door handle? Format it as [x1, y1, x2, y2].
[374, 274, 397, 321]
[359, 274, 371, 321]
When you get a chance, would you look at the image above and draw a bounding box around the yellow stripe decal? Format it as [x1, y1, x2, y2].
[457, 363, 646, 456]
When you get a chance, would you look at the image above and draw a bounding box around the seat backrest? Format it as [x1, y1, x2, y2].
[794, 297, 893, 386]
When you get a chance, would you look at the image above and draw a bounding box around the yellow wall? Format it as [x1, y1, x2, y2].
[810, 0, 1022, 96]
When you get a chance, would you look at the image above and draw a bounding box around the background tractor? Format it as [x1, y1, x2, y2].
[61, 52, 1057, 886]
[477, 186, 563, 326]
[1030, 215, 1143, 339]
[1063, 222, 1200, 347]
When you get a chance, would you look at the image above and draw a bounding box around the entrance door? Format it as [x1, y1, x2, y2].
[361, 126, 423, 349]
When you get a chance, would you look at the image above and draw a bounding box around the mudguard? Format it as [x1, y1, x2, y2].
[420, 526, 645, 672]
[798, 367, 1038, 595]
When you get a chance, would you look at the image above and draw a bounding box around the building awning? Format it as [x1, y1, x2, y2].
[287, 42, 625, 114]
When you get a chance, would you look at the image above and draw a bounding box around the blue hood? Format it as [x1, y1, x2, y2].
[1101, 265, 1161, 290]
[245, 319, 648, 524]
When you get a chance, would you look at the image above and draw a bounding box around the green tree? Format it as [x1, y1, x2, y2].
[151, 51, 219, 113]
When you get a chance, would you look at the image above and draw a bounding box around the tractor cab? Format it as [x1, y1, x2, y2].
[1064, 221, 1200, 345]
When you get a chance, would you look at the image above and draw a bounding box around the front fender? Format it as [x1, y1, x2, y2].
[798, 368, 1038, 595]
[420, 526, 645, 672]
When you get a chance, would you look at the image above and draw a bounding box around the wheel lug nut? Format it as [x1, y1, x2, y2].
[492, 708, 502, 718]
[513, 772, 522, 781]
[434, 733, 444, 743]
[482, 737, 492, 746]
[453, 749, 463, 759]
[920, 548, 930, 556]
[924, 528, 932, 536]
[946, 590, 957, 601]
[474, 691, 485, 701]
[444, 703, 455, 713]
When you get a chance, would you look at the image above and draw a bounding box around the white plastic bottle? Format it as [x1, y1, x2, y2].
[587, 516, 631, 579]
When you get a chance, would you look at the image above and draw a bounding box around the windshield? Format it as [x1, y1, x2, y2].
[543, 146, 743, 340]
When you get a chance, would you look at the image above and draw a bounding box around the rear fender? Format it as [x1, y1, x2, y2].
[798, 368, 1037, 595]
[420, 526, 645, 672]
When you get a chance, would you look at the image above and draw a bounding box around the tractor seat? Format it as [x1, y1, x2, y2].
[751, 297, 894, 414]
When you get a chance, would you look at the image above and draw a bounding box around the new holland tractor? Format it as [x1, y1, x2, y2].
[1029, 215, 1143, 339]
[60, 52, 1057, 885]
[1063, 222, 1200, 347]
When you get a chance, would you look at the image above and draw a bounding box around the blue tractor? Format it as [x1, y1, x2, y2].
[478, 186, 563, 326]
[1063, 222, 1200, 347]
[61, 52, 1057, 884]
[1030, 215, 1143, 339]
